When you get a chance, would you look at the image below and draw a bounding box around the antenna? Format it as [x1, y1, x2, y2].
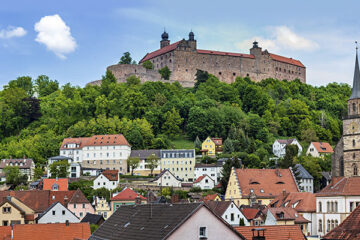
[356, 41, 358, 51]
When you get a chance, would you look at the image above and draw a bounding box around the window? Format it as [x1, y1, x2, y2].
[80, 212, 83, 217]
[74, 204, 76, 209]
[318, 202, 322, 212]
[350, 202, 355, 212]
[83, 204, 86, 208]
[327, 220, 330, 232]
[327, 201, 330, 213]
[3, 221, 8, 226]
[52, 210, 56, 215]
[335, 201, 338, 212]
[319, 219, 322, 232]
[353, 103, 356, 112]
[331, 220, 335, 230]
[354, 164, 358, 176]
[199, 227, 207, 238]
[62, 210, 65, 215]
[231, 213, 234, 221]
[353, 139, 356, 147]
[2, 207, 11, 214]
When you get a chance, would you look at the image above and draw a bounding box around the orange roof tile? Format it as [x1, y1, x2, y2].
[202, 193, 220, 202]
[194, 175, 206, 183]
[101, 170, 119, 181]
[270, 53, 305, 68]
[316, 177, 360, 197]
[60, 134, 130, 149]
[235, 225, 306, 240]
[311, 142, 334, 153]
[111, 187, 146, 201]
[139, 41, 180, 63]
[60, 137, 89, 150]
[240, 208, 260, 220]
[234, 168, 299, 198]
[211, 138, 223, 146]
[43, 179, 68, 191]
[0, 226, 11, 240]
[269, 192, 316, 212]
[266, 207, 310, 224]
[11, 223, 91, 240]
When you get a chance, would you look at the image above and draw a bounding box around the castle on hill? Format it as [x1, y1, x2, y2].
[90, 31, 306, 87]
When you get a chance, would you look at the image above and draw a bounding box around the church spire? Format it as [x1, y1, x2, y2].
[350, 41, 360, 100]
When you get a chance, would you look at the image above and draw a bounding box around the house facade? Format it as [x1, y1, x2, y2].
[110, 187, 147, 212]
[201, 137, 223, 156]
[160, 149, 196, 182]
[93, 170, 119, 190]
[94, 197, 111, 220]
[194, 162, 223, 185]
[205, 200, 245, 226]
[193, 174, 215, 190]
[66, 189, 95, 220]
[0, 196, 35, 226]
[130, 149, 161, 176]
[294, 164, 314, 193]
[0, 158, 35, 181]
[36, 202, 79, 224]
[272, 138, 302, 158]
[306, 142, 334, 158]
[150, 169, 182, 187]
[47, 156, 81, 178]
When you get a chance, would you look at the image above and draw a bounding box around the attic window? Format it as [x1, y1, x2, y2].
[250, 181, 260, 184]
[260, 189, 264, 193]
[284, 201, 289, 207]
[276, 181, 285, 184]
[292, 201, 299, 208]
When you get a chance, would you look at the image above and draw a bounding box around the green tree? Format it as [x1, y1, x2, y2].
[127, 157, 140, 175]
[119, 52, 136, 64]
[280, 144, 299, 168]
[34, 75, 59, 97]
[194, 136, 202, 149]
[126, 75, 141, 86]
[3, 166, 28, 187]
[220, 157, 242, 193]
[5, 76, 34, 96]
[194, 69, 209, 91]
[158, 66, 171, 80]
[162, 108, 183, 138]
[223, 138, 234, 154]
[34, 166, 44, 180]
[145, 154, 159, 176]
[142, 60, 154, 70]
[49, 160, 69, 178]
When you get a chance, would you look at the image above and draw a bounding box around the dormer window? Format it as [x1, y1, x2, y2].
[250, 181, 260, 184]
[276, 181, 285, 184]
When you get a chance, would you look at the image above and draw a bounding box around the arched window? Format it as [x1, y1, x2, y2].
[353, 139, 356, 147]
[327, 220, 330, 232]
[353, 103, 356, 113]
[354, 164, 358, 176]
[354, 153, 356, 159]
[331, 220, 335, 230]
[331, 202, 334, 212]
[319, 219, 322, 232]
[327, 201, 330, 213]
[335, 220, 338, 227]
[335, 201, 338, 213]
[319, 202, 322, 212]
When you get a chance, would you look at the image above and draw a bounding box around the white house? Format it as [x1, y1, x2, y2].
[194, 162, 223, 185]
[293, 164, 314, 193]
[93, 170, 119, 190]
[36, 202, 80, 224]
[150, 169, 182, 187]
[315, 177, 360, 237]
[60, 134, 131, 174]
[193, 174, 215, 190]
[306, 142, 334, 158]
[205, 200, 246, 226]
[82, 167, 102, 177]
[48, 156, 81, 178]
[273, 138, 302, 158]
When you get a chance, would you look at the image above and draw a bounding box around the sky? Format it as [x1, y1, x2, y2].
[1, 0, 360, 88]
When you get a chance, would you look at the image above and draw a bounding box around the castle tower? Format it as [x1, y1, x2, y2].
[160, 30, 170, 49]
[250, 40, 262, 56]
[342, 48, 360, 177]
[188, 31, 197, 50]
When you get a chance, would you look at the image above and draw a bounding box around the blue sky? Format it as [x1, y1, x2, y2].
[1, 0, 360, 88]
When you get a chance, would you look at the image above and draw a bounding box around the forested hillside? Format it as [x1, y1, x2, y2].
[0, 71, 351, 170]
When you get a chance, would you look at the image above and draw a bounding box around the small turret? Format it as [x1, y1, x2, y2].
[160, 30, 170, 49]
[187, 30, 196, 50]
[348, 43, 360, 116]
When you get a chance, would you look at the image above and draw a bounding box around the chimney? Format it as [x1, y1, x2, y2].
[171, 194, 179, 203]
[282, 190, 286, 197]
[135, 195, 141, 205]
[65, 220, 69, 226]
[252, 228, 266, 240]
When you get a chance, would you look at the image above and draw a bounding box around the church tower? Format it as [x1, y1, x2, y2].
[342, 48, 360, 177]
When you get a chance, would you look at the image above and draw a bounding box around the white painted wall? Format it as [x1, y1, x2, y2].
[194, 175, 215, 190]
[299, 178, 314, 193]
[37, 202, 79, 224]
[264, 210, 277, 225]
[153, 171, 181, 187]
[194, 166, 222, 185]
[306, 143, 320, 157]
[221, 202, 244, 226]
[273, 139, 302, 158]
[93, 174, 119, 190]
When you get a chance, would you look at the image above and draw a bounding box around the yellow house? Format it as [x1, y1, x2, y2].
[225, 168, 299, 207]
[0, 196, 35, 226]
[201, 137, 223, 156]
[95, 197, 112, 220]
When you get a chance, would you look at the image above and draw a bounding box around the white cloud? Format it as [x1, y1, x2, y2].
[0, 26, 27, 39]
[34, 14, 77, 59]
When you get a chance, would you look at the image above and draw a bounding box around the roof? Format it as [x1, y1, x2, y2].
[294, 164, 313, 179]
[266, 207, 310, 223]
[101, 170, 119, 181]
[211, 138, 222, 146]
[8, 222, 91, 240]
[130, 150, 160, 160]
[201, 193, 220, 202]
[316, 177, 360, 197]
[350, 52, 360, 100]
[269, 192, 316, 213]
[111, 187, 146, 201]
[90, 203, 246, 240]
[0, 226, 11, 239]
[240, 208, 260, 220]
[310, 142, 334, 153]
[60, 134, 130, 149]
[68, 189, 91, 204]
[235, 225, 306, 240]
[270, 53, 305, 68]
[197, 49, 254, 59]
[205, 201, 232, 216]
[151, 169, 180, 182]
[139, 41, 180, 63]
[81, 213, 104, 225]
[195, 163, 219, 168]
[0, 158, 33, 169]
[43, 178, 69, 191]
[234, 168, 299, 198]
[37, 202, 79, 221]
[276, 138, 297, 145]
[49, 190, 76, 206]
[323, 203, 360, 239]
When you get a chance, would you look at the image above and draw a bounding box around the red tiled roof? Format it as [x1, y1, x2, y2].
[111, 187, 146, 201]
[235, 225, 306, 240]
[323, 203, 360, 239]
[267, 207, 310, 224]
[10, 222, 91, 240]
[211, 138, 223, 146]
[234, 168, 299, 198]
[316, 177, 360, 197]
[240, 208, 260, 220]
[101, 170, 119, 181]
[269, 192, 316, 213]
[49, 190, 75, 206]
[0, 158, 33, 169]
[60, 134, 130, 149]
[60, 137, 89, 150]
[205, 201, 232, 217]
[68, 189, 91, 204]
[139, 41, 180, 63]
[270, 53, 305, 67]
[311, 142, 334, 153]
[197, 49, 254, 59]
[0, 226, 11, 240]
[194, 175, 206, 183]
[0, 190, 50, 213]
[43, 178, 68, 191]
[202, 193, 220, 202]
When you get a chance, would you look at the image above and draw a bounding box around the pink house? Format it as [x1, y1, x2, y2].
[66, 189, 94, 220]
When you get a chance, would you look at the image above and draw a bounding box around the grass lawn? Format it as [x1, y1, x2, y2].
[170, 135, 195, 149]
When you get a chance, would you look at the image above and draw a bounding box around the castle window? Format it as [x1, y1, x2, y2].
[327, 220, 330, 232]
[246, 73, 249, 77]
[353, 103, 356, 113]
[169, 59, 172, 63]
[354, 153, 356, 159]
[318, 202, 322, 212]
[353, 139, 356, 147]
[276, 67, 278, 71]
[233, 73, 236, 76]
[219, 72, 222, 75]
[354, 164, 358, 176]
[186, 69, 188, 72]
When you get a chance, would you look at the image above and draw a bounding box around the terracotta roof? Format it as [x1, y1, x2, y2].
[235, 225, 306, 240]
[240, 208, 260, 220]
[60, 134, 130, 149]
[197, 49, 254, 59]
[270, 53, 305, 67]
[0, 226, 11, 240]
[101, 170, 119, 181]
[139, 41, 180, 63]
[9, 222, 91, 240]
[43, 178, 68, 191]
[323, 203, 360, 239]
[0, 158, 33, 169]
[194, 175, 206, 183]
[60, 137, 89, 150]
[68, 189, 91, 204]
[110, 187, 146, 201]
[211, 138, 223, 146]
[270, 192, 315, 213]
[234, 168, 299, 198]
[202, 193, 220, 202]
[310, 142, 334, 153]
[316, 177, 360, 197]
[0, 190, 50, 213]
[49, 190, 76, 206]
[267, 207, 309, 223]
[205, 201, 233, 216]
